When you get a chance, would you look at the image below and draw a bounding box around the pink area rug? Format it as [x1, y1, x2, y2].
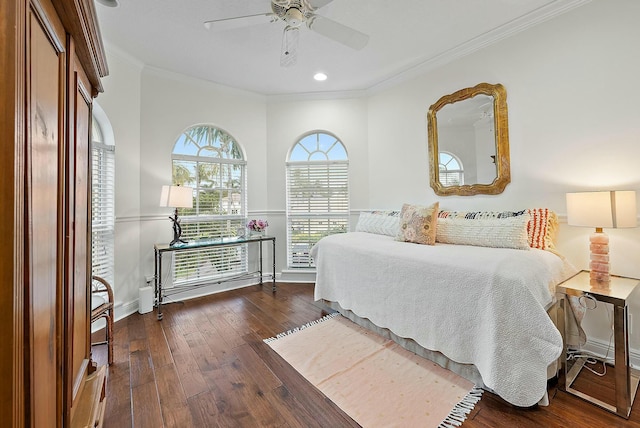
[265, 313, 482, 428]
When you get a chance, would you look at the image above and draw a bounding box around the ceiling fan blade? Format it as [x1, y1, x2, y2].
[307, 15, 368, 50]
[306, 0, 334, 10]
[204, 13, 275, 32]
[280, 26, 300, 67]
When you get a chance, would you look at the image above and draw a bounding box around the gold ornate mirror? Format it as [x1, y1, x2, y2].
[427, 83, 510, 196]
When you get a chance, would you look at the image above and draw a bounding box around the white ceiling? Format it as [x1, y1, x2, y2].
[95, 0, 589, 96]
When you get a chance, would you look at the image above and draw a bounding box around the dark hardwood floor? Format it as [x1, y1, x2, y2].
[92, 282, 640, 427]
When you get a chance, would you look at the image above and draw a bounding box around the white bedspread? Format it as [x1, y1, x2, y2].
[311, 232, 577, 407]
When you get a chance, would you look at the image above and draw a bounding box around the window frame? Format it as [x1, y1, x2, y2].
[170, 125, 247, 286]
[286, 131, 349, 269]
[90, 116, 116, 286]
[438, 151, 464, 187]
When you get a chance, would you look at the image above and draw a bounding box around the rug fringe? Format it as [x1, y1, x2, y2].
[263, 312, 340, 344]
[437, 386, 484, 428]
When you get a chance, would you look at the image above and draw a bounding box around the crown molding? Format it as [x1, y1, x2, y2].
[366, 0, 592, 95]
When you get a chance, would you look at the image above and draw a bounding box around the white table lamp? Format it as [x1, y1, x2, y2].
[566, 190, 637, 289]
[160, 185, 193, 246]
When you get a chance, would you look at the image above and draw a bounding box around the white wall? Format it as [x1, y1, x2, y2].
[367, 0, 640, 351]
[96, 47, 143, 319]
[97, 56, 268, 318]
[137, 68, 268, 288]
[98, 0, 640, 356]
[266, 97, 369, 275]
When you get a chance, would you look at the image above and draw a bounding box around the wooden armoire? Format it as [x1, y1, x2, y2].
[0, 0, 108, 426]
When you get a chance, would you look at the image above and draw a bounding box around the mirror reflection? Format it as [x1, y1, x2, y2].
[428, 83, 510, 196]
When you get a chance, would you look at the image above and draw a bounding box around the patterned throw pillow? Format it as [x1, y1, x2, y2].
[436, 215, 531, 250]
[396, 202, 439, 245]
[355, 210, 400, 237]
[528, 208, 558, 251]
[437, 208, 558, 250]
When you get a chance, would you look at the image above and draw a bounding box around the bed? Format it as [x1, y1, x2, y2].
[310, 205, 579, 408]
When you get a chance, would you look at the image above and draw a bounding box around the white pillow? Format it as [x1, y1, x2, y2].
[355, 211, 400, 237]
[436, 215, 531, 250]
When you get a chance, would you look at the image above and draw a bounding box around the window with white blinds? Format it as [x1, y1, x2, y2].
[91, 118, 115, 285]
[439, 151, 464, 186]
[286, 132, 349, 268]
[171, 125, 247, 286]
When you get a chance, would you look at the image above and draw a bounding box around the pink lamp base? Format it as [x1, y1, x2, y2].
[589, 230, 610, 289]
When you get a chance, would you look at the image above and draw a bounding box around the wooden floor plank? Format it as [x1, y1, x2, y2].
[155, 364, 197, 428]
[143, 313, 174, 369]
[171, 351, 210, 399]
[187, 391, 221, 427]
[131, 381, 164, 428]
[129, 339, 155, 388]
[100, 282, 640, 427]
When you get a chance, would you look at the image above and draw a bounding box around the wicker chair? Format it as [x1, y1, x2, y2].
[91, 275, 114, 365]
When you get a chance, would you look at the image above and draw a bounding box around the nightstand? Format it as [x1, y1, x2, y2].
[557, 270, 640, 418]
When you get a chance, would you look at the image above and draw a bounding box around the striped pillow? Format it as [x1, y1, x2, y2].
[528, 208, 558, 251]
[437, 208, 558, 250]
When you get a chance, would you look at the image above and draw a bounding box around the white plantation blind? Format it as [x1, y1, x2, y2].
[171, 216, 247, 285]
[91, 140, 115, 284]
[286, 132, 349, 268]
[171, 125, 247, 286]
[439, 152, 464, 186]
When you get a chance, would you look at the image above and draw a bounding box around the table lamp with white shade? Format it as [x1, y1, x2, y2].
[566, 190, 637, 289]
[159, 185, 193, 246]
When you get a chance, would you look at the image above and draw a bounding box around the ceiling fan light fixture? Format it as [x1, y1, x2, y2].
[313, 72, 328, 81]
[284, 8, 304, 27]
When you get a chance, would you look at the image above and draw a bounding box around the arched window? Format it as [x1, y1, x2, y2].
[91, 105, 115, 285]
[171, 125, 247, 285]
[286, 131, 349, 268]
[439, 151, 464, 186]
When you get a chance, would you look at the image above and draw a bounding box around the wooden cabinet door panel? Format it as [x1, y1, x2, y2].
[69, 56, 92, 404]
[28, 5, 65, 426]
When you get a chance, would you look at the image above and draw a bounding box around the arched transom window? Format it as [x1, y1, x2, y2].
[171, 125, 247, 285]
[286, 132, 349, 268]
[439, 151, 464, 186]
[91, 112, 115, 285]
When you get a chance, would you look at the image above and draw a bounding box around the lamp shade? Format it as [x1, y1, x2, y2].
[566, 190, 637, 229]
[159, 185, 193, 209]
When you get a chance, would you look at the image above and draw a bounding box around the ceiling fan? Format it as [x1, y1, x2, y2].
[204, 0, 369, 67]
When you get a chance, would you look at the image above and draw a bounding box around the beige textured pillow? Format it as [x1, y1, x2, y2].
[436, 215, 531, 250]
[396, 202, 439, 245]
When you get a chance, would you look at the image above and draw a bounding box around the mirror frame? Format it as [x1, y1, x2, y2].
[427, 82, 510, 196]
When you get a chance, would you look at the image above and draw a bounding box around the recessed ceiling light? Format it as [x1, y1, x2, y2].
[314, 72, 328, 82]
[96, 0, 119, 7]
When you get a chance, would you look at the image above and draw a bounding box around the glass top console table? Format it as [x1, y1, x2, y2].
[154, 235, 276, 320]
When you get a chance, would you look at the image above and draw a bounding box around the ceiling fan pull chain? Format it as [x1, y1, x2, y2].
[281, 26, 299, 67]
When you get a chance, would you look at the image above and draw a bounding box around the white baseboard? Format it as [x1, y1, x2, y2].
[279, 269, 316, 283]
[581, 337, 640, 369]
[115, 299, 140, 323]
[96, 276, 278, 329]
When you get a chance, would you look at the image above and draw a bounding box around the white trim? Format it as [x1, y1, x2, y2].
[279, 269, 316, 283]
[104, 42, 145, 70]
[581, 337, 640, 370]
[143, 65, 266, 101]
[119, 209, 388, 224]
[366, 0, 592, 95]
